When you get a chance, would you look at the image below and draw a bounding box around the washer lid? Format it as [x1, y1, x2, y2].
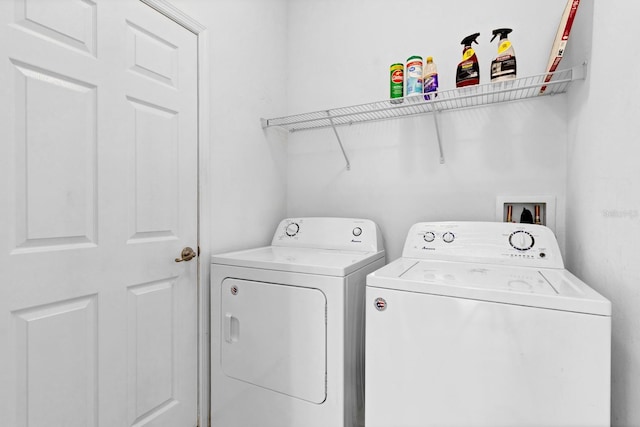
[212, 246, 385, 277]
[367, 259, 611, 316]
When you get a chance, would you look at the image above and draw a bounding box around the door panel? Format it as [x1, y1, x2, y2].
[0, 1, 198, 426]
[11, 60, 98, 251]
[126, 97, 180, 242]
[127, 279, 179, 425]
[125, 21, 178, 88]
[14, 296, 98, 427]
[221, 279, 327, 404]
[14, 0, 97, 56]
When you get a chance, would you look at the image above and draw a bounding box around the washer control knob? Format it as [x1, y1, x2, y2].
[509, 230, 535, 251]
[352, 227, 363, 237]
[285, 222, 300, 237]
[442, 232, 455, 243]
[423, 232, 436, 242]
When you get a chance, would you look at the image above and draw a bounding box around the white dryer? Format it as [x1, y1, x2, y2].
[366, 221, 611, 427]
[211, 217, 385, 427]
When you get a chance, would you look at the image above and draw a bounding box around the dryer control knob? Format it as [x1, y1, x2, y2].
[352, 227, 363, 237]
[443, 232, 455, 243]
[423, 232, 436, 242]
[509, 230, 535, 251]
[285, 222, 300, 237]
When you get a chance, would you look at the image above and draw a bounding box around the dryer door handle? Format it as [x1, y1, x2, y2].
[224, 313, 240, 343]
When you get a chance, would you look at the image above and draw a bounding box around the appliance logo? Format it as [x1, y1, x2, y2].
[374, 297, 387, 311]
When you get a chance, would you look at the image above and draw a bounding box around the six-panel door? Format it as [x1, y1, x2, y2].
[0, 1, 199, 426]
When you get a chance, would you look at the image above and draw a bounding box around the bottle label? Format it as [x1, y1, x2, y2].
[462, 48, 475, 61]
[491, 56, 517, 80]
[423, 74, 438, 100]
[407, 60, 422, 71]
[391, 69, 403, 83]
[456, 61, 480, 86]
[390, 65, 404, 99]
[406, 60, 423, 96]
[498, 40, 512, 54]
[424, 74, 438, 91]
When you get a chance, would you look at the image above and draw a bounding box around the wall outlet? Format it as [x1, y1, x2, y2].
[496, 196, 557, 233]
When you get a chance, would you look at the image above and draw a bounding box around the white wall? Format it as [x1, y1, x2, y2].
[172, 0, 289, 254]
[567, 1, 640, 425]
[284, 0, 571, 260]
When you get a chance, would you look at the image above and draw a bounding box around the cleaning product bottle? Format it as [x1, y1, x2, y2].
[405, 55, 423, 96]
[456, 33, 481, 87]
[422, 56, 438, 100]
[490, 28, 517, 82]
[390, 63, 404, 104]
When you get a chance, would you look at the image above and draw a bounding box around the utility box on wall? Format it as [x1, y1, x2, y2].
[496, 196, 557, 233]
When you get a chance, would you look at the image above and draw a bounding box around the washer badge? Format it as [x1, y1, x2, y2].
[374, 297, 387, 311]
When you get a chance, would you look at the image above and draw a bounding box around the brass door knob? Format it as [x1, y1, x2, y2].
[175, 247, 197, 262]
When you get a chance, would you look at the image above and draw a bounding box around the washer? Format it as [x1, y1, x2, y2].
[211, 217, 385, 427]
[366, 221, 611, 427]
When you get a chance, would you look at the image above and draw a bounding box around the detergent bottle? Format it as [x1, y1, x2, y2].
[456, 33, 481, 87]
[490, 28, 517, 82]
[422, 56, 438, 100]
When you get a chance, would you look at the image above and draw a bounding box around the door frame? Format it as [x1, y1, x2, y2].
[138, 1, 211, 425]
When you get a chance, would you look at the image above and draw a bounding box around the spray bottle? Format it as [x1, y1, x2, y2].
[456, 33, 481, 87]
[490, 28, 517, 82]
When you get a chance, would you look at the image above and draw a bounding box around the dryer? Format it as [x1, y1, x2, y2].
[211, 217, 385, 427]
[365, 221, 611, 427]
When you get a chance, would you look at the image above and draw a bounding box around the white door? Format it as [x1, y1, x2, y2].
[0, 1, 199, 426]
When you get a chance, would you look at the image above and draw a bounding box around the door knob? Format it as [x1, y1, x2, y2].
[175, 247, 197, 262]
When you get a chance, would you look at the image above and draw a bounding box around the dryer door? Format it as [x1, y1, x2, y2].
[221, 279, 327, 403]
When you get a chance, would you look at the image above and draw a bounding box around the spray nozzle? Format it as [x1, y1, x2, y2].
[491, 28, 513, 43]
[460, 33, 481, 47]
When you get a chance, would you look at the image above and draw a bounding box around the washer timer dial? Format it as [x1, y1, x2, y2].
[509, 230, 535, 251]
[285, 222, 300, 237]
[423, 232, 436, 242]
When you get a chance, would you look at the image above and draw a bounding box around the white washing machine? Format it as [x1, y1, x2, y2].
[366, 221, 611, 427]
[211, 217, 385, 427]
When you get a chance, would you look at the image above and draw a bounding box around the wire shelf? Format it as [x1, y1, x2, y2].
[262, 65, 584, 133]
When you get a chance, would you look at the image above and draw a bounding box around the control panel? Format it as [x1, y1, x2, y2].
[402, 221, 563, 268]
[272, 217, 384, 253]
